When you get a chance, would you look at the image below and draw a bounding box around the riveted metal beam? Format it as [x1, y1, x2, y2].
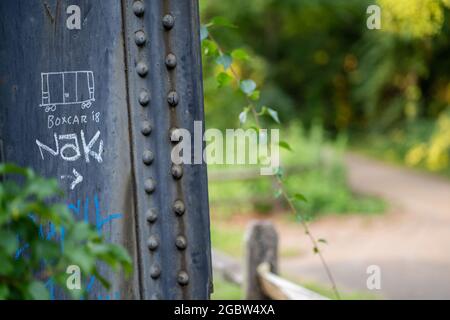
[0, 0, 211, 300]
[121, 0, 212, 299]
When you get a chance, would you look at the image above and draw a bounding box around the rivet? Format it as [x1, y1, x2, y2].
[162, 14, 175, 30]
[169, 127, 182, 142]
[133, 1, 145, 17]
[147, 235, 159, 251]
[175, 236, 187, 250]
[173, 200, 185, 216]
[135, 30, 146, 46]
[136, 62, 148, 77]
[177, 271, 189, 286]
[165, 53, 177, 69]
[146, 208, 157, 223]
[141, 121, 152, 136]
[167, 91, 179, 107]
[171, 164, 183, 179]
[150, 265, 161, 279]
[139, 90, 150, 106]
[143, 150, 154, 165]
[144, 178, 156, 194]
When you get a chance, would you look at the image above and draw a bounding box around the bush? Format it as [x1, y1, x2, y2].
[0, 164, 132, 300]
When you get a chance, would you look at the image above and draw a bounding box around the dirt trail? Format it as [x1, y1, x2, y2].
[279, 153, 450, 299]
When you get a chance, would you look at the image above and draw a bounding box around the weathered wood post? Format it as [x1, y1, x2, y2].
[244, 220, 278, 299]
[0, 0, 211, 299]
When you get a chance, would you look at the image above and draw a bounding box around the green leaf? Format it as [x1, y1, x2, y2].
[293, 193, 308, 203]
[231, 48, 249, 61]
[0, 163, 32, 177]
[0, 230, 19, 255]
[259, 106, 281, 124]
[249, 90, 260, 101]
[200, 25, 209, 41]
[28, 281, 49, 300]
[202, 39, 218, 57]
[0, 254, 14, 275]
[67, 247, 96, 272]
[25, 177, 60, 200]
[0, 284, 9, 299]
[267, 107, 281, 124]
[216, 54, 232, 70]
[239, 107, 249, 124]
[240, 79, 256, 95]
[274, 167, 284, 178]
[279, 141, 293, 152]
[216, 72, 233, 88]
[93, 270, 111, 290]
[210, 16, 237, 28]
[318, 238, 328, 245]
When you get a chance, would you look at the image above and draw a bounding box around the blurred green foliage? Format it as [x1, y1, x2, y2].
[0, 164, 132, 300]
[200, 0, 450, 173]
[208, 123, 386, 218]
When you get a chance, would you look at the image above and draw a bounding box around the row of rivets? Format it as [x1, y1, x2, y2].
[137, 14, 150, 108]
[164, 12, 189, 287]
[133, 2, 160, 274]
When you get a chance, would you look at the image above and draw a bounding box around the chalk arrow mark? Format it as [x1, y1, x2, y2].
[61, 169, 83, 190]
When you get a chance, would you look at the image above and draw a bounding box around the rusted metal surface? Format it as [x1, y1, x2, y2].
[0, 0, 211, 300]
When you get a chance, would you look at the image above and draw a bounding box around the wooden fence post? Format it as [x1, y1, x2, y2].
[244, 220, 278, 299]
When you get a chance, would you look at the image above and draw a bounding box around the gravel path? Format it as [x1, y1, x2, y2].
[280, 153, 450, 299]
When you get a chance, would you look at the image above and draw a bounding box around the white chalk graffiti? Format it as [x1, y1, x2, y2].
[61, 168, 83, 190]
[36, 69, 103, 192]
[40, 71, 95, 112]
[36, 130, 103, 164]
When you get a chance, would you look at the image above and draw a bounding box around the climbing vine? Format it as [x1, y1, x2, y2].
[201, 18, 341, 299]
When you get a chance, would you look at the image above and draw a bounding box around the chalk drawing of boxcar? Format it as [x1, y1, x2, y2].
[40, 71, 95, 112]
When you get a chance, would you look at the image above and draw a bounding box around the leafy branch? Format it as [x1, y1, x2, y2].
[0, 164, 132, 300]
[201, 18, 341, 299]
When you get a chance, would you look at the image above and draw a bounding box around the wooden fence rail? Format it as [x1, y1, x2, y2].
[212, 220, 328, 300]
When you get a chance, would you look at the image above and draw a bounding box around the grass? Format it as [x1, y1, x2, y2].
[299, 279, 382, 300]
[208, 122, 386, 220]
[211, 276, 242, 300]
[211, 221, 306, 259]
[210, 223, 244, 257]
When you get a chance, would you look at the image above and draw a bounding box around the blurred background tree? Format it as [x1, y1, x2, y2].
[201, 0, 450, 173]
